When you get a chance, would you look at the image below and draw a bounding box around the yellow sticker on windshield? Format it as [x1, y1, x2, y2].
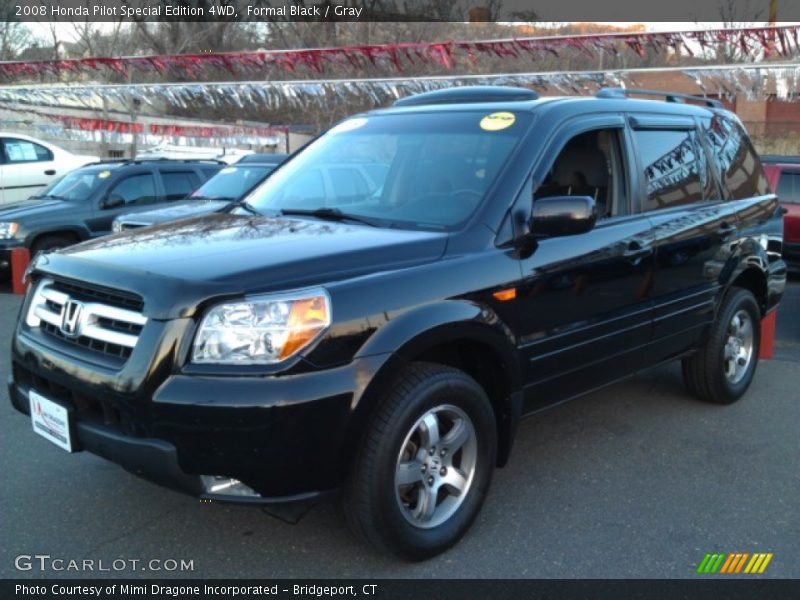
[480, 112, 515, 131]
[98, 170, 111, 178]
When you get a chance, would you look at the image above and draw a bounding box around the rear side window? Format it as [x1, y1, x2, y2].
[778, 172, 800, 204]
[2, 138, 53, 163]
[107, 173, 157, 206]
[700, 115, 769, 199]
[162, 171, 199, 201]
[633, 129, 706, 211]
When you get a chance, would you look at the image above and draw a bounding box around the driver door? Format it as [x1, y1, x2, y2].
[512, 118, 657, 412]
[88, 171, 159, 236]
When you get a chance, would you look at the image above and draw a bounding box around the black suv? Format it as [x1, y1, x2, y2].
[9, 87, 786, 560]
[0, 159, 221, 275]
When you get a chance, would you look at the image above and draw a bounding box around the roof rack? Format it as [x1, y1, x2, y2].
[86, 158, 227, 166]
[596, 88, 723, 109]
[393, 86, 539, 107]
[760, 154, 800, 165]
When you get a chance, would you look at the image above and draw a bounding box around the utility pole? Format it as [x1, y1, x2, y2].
[768, 0, 777, 25]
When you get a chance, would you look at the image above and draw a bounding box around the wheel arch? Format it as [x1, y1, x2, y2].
[344, 301, 523, 478]
[27, 226, 89, 250]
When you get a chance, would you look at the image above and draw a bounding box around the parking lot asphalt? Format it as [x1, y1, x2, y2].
[1, 280, 798, 579]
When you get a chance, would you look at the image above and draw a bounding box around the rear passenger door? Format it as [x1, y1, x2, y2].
[159, 168, 202, 203]
[630, 115, 740, 362]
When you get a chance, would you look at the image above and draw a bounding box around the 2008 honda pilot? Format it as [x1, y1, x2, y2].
[9, 87, 786, 560]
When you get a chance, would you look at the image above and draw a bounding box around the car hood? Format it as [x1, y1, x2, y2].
[36, 213, 449, 319]
[118, 200, 229, 226]
[0, 198, 74, 219]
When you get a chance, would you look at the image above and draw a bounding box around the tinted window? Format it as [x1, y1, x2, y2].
[3, 138, 53, 163]
[778, 172, 800, 204]
[247, 111, 531, 230]
[107, 174, 156, 206]
[162, 171, 199, 201]
[634, 129, 705, 211]
[700, 115, 769, 199]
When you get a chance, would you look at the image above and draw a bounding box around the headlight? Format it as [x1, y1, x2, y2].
[192, 288, 331, 364]
[0, 222, 19, 238]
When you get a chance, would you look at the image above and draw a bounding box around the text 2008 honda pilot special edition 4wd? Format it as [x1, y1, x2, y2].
[9, 87, 786, 560]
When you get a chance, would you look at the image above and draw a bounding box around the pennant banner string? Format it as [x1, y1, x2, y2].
[0, 25, 797, 80]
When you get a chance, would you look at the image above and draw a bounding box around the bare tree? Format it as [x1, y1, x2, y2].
[0, 2, 32, 60]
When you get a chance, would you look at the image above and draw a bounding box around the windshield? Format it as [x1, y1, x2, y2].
[245, 111, 530, 230]
[192, 165, 273, 200]
[44, 168, 112, 200]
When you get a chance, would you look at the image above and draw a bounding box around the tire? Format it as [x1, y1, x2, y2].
[682, 287, 761, 404]
[31, 233, 76, 257]
[342, 362, 497, 560]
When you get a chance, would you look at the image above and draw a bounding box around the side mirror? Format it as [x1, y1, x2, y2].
[101, 194, 124, 209]
[530, 195, 597, 238]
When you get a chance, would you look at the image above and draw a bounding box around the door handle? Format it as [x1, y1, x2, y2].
[44, 169, 56, 176]
[623, 240, 653, 263]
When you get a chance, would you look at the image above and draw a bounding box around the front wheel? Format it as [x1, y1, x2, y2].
[343, 362, 497, 560]
[682, 287, 761, 404]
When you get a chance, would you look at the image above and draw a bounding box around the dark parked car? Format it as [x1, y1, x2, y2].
[9, 87, 785, 560]
[112, 160, 283, 232]
[761, 155, 800, 271]
[0, 159, 221, 276]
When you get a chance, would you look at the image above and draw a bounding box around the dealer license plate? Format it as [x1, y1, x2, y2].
[29, 390, 73, 452]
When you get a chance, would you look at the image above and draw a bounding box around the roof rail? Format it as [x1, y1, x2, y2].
[87, 158, 227, 166]
[393, 86, 539, 107]
[760, 154, 800, 165]
[596, 87, 723, 109]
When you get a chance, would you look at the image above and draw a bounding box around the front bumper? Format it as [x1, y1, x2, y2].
[0, 239, 25, 272]
[10, 329, 390, 502]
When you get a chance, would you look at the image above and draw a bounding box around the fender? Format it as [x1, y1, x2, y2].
[720, 236, 771, 314]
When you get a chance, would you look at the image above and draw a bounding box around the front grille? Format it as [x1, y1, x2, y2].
[12, 363, 149, 437]
[25, 278, 147, 365]
[49, 279, 144, 311]
[40, 322, 134, 359]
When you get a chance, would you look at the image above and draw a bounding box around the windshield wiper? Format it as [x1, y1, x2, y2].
[279, 207, 381, 227]
[234, 200, 261, 216]
[32, 194, 70, 201]
[190, 195, 236, 202]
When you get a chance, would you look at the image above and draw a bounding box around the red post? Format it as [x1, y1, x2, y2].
[760, 311, 777, 361]
[10, 247, 30, 295]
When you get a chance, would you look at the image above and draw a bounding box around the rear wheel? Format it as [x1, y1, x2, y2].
[682, 288, 761, 404]
[343, 362, 497, 560]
